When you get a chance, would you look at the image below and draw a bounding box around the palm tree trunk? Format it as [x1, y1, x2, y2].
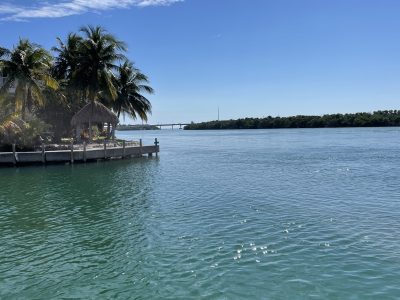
[89, 120, 92, 141]
[89, 88, 96, 103]
[21, 85, 27, 120]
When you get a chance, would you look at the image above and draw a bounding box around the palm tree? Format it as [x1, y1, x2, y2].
[0, 39, 58, 120]
[112, 60, 153, 121]
[74, 25, 126, 103]
[51, 33, 86, 115]
[52, 33, 82, 82]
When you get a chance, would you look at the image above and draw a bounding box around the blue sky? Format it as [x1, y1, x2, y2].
[1, 0, 400, 124]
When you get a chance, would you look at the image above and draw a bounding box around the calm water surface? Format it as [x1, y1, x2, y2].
[1, 128, 400, 299]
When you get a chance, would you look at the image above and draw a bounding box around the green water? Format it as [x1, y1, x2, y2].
[1, 128, 400, 299]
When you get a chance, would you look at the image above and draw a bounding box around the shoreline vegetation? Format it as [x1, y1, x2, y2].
[184, 110, 400, 130]
[117, 124, 160, 131]
[0, 25, 153, 151]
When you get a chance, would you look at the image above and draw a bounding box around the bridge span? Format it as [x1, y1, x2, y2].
[155, 123, 191, 129]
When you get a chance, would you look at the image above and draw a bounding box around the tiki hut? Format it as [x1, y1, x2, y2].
[71, 101, 119, 141]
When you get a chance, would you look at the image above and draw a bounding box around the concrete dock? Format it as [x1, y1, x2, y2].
[0, 139, 159, 167]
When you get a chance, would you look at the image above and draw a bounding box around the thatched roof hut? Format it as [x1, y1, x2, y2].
[71, 101, 119, 127]
[71, 101, 119, 141]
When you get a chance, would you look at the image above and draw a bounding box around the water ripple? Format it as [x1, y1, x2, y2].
[1, 128, 400, 298]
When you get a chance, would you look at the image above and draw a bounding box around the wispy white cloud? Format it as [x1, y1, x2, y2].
[0, 0, 182, 21]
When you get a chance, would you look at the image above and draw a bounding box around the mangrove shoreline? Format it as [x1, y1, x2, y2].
[184, 110, 400, 130]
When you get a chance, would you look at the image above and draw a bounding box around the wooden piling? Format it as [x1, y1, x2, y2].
[70, 141, 74, 164]
[41, 143, 46, 164]
[139, 139, 142, 155]
[122, 140, 126, 158]
[83, 142, 87, 162]
[104, 141, 107, 159]
[12, 144, 17, 166]
[154, 138, 159, 157]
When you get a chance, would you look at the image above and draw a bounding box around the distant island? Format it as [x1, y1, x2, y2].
[184, 110, 400, 130]
[117, 124, 160, 131]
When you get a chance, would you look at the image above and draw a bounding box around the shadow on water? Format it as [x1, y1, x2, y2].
[0, 157, 161, 298]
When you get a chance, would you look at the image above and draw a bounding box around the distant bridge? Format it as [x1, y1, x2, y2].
[155, 123, 191, 129]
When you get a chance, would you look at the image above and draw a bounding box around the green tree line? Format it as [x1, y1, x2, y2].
[185, 111, 400, 130]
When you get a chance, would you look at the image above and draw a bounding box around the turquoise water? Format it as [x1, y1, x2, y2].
[1, 128, 400, 299]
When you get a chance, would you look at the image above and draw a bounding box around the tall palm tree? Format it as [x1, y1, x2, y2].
[51, 33, 85, 116]
[52, 33, 82, 82]
[74, 25, 126, 103]
[0, 39, 58, 120]
[112, 60, 153, 121]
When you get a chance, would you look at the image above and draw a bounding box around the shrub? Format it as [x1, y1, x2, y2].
[0, 115, 51, 150]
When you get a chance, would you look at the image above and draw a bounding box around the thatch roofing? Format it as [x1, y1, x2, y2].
[71, 101, 119, 126]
